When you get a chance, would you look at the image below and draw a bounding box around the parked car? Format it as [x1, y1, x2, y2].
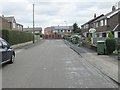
[0, 38, 15, 64]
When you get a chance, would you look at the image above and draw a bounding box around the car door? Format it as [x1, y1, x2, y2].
[0, 41, 3, 64]
[1, 40, 12, 62]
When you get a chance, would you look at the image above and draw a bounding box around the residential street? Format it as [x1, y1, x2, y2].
[2, 40, 118, 88]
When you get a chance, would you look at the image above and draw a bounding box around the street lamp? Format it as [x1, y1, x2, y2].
[33, 4, 35, 43]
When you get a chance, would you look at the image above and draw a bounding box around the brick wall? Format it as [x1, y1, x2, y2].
[0, 17, 12, 30]
[107, 13, 119, 30]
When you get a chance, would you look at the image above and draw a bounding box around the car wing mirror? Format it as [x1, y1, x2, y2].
[2, 45, 10, 49]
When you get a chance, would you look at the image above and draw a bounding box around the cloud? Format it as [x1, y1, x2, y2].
[0, 0, 119, 30]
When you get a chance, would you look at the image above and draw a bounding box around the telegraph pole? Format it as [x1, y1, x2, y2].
[33, 4, 35, 43]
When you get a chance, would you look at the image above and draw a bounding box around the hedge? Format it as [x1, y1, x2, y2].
[106, 38, 117, 54]
[0, 29, 33, 45]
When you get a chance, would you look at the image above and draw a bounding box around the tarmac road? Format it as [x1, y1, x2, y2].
[2, 40, 118, 88]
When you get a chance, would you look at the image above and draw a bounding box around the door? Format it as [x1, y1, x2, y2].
[0, 41, 2, 64]
[1, 40, 12, 62]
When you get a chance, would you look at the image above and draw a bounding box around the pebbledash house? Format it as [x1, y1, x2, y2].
[81, 5, 120, 46]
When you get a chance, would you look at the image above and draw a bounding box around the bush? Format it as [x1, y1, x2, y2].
[1, 29, 33, 45]
[108, 31, 114, 39]
[71, 35, 80, 44]
[106, 38, 117, 54]
[88, 33, 92, 43]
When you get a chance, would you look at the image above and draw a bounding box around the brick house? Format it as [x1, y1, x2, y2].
[23, 27, 42, 34]
[0, 16, 12, 30]
[93, 8, 120, 39]
[4, 16, 17, 30]
[81, 14, 104, 38]
[0, 15, 23, 31]
[81, 6, 120, 45]
[44, 26, 73, 39]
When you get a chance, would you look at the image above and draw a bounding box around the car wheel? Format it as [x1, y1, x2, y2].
[9, 54, 15, 64]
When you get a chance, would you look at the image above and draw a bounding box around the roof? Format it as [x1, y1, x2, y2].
[52, 26, 73, 30]
[94, 8, 120, 22]
[4, 16, 15, 23]
[24, 27, 42, 31]
[16, 23, 23, 26]
[81, 14, 104, 26]
[0, 16, 9, 22]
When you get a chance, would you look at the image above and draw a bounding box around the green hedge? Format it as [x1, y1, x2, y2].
[1, 29, 33, 45]
[106, 38, 117, 54]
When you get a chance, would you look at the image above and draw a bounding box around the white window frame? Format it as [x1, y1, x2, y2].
[100, 20, 104, 26]
[96, 22, 99, 27]
[13, 23, 16, 28]
[105, 19, 107, 26]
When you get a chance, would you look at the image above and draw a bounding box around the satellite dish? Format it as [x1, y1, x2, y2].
[89, 28, 96, 33]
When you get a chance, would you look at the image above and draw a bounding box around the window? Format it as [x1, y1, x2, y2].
[100, 20, 104, 26]
[105, 19, 107, 26]
[102, 33, 106, 37]
[68, 30, 70, 32]
[13, 23, 16, 28]
[61, 30, 63, 32]
[96, 22, 99, 27]
[118, 32, 120, 38]
[96, 33, 99, 37]
[86, 24, 89, 29]
[0, 41, 2, 48]
[1, 40, 8, 46]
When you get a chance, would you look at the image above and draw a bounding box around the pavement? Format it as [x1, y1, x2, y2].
[2, 40, 118, 88]
[11, 40, 39, 49]
[64, 40, 119, 84]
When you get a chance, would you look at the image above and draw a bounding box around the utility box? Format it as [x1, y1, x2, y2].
[97, 41, 105, 55]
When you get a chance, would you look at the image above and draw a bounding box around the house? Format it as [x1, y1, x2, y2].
[44, 26, 73, 39]
[93, 8, 120, 39]
[4, 16, 17, 30]
[44, 27, 53, 35]
[81, 5, 120, 46]
[0, 16, 12, 30]
[52, 26, 73, 35]
[16, 23, 23, 31]
[0, 15, 23, 31]
[81, 14, 104, 38]
[23, 27, 42, 34]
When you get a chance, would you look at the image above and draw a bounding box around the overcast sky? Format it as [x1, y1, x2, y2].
[0, 0, 120, 30]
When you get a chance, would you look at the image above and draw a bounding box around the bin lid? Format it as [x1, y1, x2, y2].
[97, 41, 105, 43]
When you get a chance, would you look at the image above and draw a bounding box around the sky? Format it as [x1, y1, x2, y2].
[0, 0, 120, 30]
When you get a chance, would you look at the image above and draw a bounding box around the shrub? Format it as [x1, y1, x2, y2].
[108, 31, 114, 39]
[106, 38, 117, 54]
[88, 33, 92, 43]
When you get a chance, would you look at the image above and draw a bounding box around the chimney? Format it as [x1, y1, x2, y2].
[94, 13, 96, 18]
[118, 1, 120, 9]
[112, 6, 116, 11]
[2, 15, 4, 18]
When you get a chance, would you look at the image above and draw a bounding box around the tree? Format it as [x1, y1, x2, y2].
[77, 27, 82, 34]
[73, 23, 79, 33]
[88, 33, 92, 43]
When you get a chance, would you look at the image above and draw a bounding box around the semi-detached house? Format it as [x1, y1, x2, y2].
[81, 7, 120, 45]
[0, 15, 23, 31]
